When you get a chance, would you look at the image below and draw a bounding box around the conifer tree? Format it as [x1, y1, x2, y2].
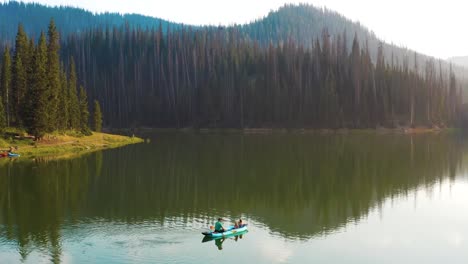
[11, 24, 28, 126]
[24, 38, 35, 101]
[93, 100, 103, 132]
[0, 46, 11, 126]
[26, 32, 49, 138]
[68, 58, 80, 129]
[46, 19, 60, 131]
[350, 33, 361, 127]
[78, 85, 91, 135]
[57, 66, 69, 130]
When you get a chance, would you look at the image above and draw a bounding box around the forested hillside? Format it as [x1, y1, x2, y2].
[0, 1, 182, 42]
[240, 4, 468, 80]
[1, 2, 465, 77]
[0, 2, 465, 129]
[59, 26, 461, 128]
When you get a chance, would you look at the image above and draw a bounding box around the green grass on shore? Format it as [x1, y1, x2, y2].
[0, 130, 144, 158]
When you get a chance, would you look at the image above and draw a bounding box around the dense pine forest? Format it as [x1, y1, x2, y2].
[1, 2, 466, 76]
[60, 25, 461, 128]
[0, 2, 465, 129]
[0, 21, 101, 137]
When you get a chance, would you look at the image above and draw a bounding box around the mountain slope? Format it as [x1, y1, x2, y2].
[0, 1, 465, 79]
[242, 4, 376, 49]
[448, 56, 468, 68]
[241, 4, 467, 79]
[0, 1, 183, 41]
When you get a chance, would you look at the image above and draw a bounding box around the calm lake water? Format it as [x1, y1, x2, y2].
[1, 132, 468, 263]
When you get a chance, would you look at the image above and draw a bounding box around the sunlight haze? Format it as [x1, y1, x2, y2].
[2, 0, 468, 263]
[1, 0, 467, 59]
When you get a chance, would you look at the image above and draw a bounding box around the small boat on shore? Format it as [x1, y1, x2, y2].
[7, 153, 20, 158]
[202, 225, 248, 238]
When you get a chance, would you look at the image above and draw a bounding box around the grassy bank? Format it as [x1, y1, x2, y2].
[0, 131, 144, 158]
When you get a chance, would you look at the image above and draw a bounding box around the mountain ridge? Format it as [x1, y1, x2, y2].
[0, 1, 466, 80]
[0, 1, 185, 41]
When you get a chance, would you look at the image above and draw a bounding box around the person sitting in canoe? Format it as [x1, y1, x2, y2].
[238, 219, 244, 228]
[234, 219, 245, 229]
[214, 218, 225, 233]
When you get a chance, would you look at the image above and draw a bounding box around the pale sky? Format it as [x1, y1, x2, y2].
[2, 0, 468, 59]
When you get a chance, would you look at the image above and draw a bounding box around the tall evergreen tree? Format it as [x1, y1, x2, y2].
[0, 46, 11, 126]
[11, 24, 29, 126]
[93, 100, 103, 132]
[46, 19, 61, 131]
[350, 33, 361, 127]
[68, 57, 80, 129]
[57, 66, 69, 130]
[78, 85, 91, 135]
[25, 37, 35, 101]
[25, 32, 49, 138]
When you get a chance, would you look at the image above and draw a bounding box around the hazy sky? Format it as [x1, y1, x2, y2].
[2, 0, 467, 59]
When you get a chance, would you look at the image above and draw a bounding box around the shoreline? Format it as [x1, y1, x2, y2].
[111, 127, 458, 135]
[0, 132, 144, 159]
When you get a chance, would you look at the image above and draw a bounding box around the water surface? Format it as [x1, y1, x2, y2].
[1, 133, 468, 263]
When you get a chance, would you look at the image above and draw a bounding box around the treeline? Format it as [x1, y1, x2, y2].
[1, 2, 466, 80]
[242, 4, 379, 53]
[61, 25, 462, 128]
[0, 21, 103, 137]
[241, 3, 467, 78]
[0, 1, 182, 45]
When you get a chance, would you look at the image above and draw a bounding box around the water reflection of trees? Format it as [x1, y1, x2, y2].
[125, 133, 465, 239]
[0, 133, 467, 260]
[0, 153, 100, 263]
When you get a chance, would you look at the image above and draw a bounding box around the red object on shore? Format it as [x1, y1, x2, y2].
[0, 152, 7, 158]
